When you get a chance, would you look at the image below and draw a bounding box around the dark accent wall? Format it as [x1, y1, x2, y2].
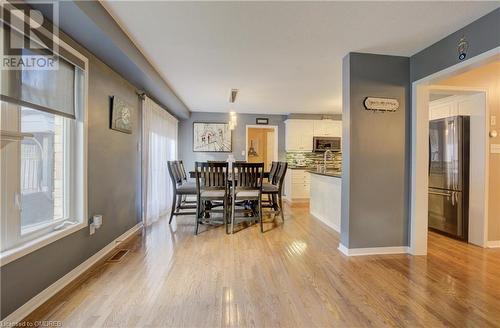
[0, 31, 142, 319]
[341, 53, 410, 249]
[178, 112, 287, 172]
[411, 8, 500, 82]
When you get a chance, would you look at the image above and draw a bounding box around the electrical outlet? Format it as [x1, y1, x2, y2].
[491, 115, 497, 126]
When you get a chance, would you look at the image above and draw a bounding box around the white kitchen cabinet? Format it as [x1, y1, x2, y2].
[429, 95, 484, 120]
[429, 98, 458, 120]
[284, 169, 310, 202]
[313, 120, 342, 137]
[285, 120, 314, 151]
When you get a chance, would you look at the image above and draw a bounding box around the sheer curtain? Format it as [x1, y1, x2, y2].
[142, 96, 178, 226]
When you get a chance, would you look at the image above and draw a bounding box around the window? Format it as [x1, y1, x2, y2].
[20, 107, 69, 233]
[0, 19, 87, 262]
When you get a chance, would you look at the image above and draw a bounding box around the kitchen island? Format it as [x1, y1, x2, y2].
[308, 170, 341, 233]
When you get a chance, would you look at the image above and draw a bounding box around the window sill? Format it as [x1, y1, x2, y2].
[0, 221, 87, 267]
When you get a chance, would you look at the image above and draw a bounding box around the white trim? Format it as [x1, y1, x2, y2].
[1, 223, 143, 326]
[245, 124, 279, 163]
[409, 47, 499, 255]
[338, 244, 409, 256]
[310, 212, 340, 233]
[487, 240, 500, 248]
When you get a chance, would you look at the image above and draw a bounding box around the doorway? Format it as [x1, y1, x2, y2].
[411, 48, 499, 254]
[245, 125, 278, 171]
[427, 90, 487, 244]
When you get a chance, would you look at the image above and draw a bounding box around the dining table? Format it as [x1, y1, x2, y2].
[187, 170, 270, 220]
[188, 171, 270, 180]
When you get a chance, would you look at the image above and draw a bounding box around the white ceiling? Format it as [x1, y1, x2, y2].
[102, 1, 499, 115]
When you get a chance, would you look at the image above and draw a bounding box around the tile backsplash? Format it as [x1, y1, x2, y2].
[286, 151, 342, 170]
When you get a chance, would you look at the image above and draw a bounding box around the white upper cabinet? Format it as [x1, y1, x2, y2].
[285, 119, 343, 151]
[429, 100, 457, 120]
[313, 120, 342, 137]
[429, 95, 484, 121]
[285, 120, 314, 151]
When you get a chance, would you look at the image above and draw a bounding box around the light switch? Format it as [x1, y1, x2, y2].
[491, 115, 497, 126]
[241, 150, 245, 156]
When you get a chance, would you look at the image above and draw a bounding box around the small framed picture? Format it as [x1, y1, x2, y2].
[256, 118, 269, 125]
[110, 96, 133, 134]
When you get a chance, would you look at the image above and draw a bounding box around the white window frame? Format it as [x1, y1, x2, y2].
[15, 114, 71, 237]
[0, 33, 88, 267]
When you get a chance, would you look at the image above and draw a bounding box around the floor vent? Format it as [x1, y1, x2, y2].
[107, 249, 130, 263]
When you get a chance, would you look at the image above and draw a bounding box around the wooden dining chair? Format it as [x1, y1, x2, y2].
[195, 162, 230, 235]
[230, 162, 264, 233]
[262, 162, 287, 222]
[262, 161, 279, 206]
[168, 161, 197, 224]
[178, 160, 190, 182]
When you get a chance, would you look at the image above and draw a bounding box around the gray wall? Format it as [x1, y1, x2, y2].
[411, 8, 500, 82]
[178, 112, 287, 171]
[341, 53, 410, 249]
[1, 31, 142, 319]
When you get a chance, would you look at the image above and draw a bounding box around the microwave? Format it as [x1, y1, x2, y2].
[313, 137, 341, 152]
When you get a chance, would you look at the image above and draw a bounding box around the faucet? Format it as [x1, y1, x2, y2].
[323, 150, 333, 172]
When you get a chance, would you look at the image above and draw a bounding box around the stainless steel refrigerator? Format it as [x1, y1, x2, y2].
[428, 116, 470, 241]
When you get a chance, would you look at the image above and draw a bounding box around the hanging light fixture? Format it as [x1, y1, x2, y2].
[229, 89, 239, 104]
[228, 89, 239, 130]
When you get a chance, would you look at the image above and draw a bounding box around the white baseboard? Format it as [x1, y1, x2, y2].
[2, 222, 143, 325]
[310, 212, 340, 233]
[338, 243, 409, 256]
[487, 240, 500, 248]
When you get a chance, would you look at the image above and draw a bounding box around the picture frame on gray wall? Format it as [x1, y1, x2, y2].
[110, 96, 133, 134]
[192, 122, 232, 152]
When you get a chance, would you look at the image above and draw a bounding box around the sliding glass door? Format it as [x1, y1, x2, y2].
[141, 96, 178, 226]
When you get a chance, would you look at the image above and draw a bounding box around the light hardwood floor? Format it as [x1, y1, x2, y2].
[25, 204, 500, 327]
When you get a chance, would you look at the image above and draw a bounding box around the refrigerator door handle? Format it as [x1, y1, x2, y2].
[429, 190, 452, 197]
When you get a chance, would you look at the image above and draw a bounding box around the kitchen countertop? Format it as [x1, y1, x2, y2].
[307, 169, 342, 178]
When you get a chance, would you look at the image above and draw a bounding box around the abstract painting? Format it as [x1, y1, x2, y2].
[193, 122, 232, 152]
[110, 96, 132, 134]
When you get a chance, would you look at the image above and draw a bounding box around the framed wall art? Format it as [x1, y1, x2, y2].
[193, 122, 232, 152]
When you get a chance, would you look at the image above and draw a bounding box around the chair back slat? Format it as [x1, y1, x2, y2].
[233, 162, 263, 190]
[167, 161, 183, 185]
[178, 161, 187, 181]
[268, 161, 279, 184]
[275, 162, 288, 190]
[195, 162, 228, 191]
